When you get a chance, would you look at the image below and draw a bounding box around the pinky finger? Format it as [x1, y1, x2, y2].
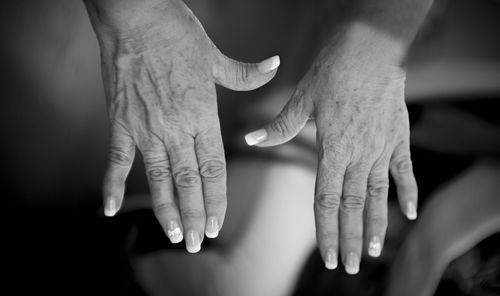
[390, 140, 418, 220]
[103, 126, 135, 217]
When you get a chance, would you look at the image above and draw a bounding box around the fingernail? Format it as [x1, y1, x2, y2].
[205, 217, 219, 239]
[368, 236, 382, 257]
[258, 55, 280, 74]
[186, 230, 201, 253]
[167, 221, 183, 244]
[325, 248, 338, 270]
[245, 129, 267, 146]
[406, 202, 417, 220]
[104, 198, 117, 217]
[345, 252, 360, 275]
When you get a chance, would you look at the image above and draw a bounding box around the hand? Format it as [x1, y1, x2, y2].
[245, 23, 417, 273]
[85, 0, 280, 253]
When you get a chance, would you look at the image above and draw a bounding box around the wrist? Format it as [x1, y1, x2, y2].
[334, 21, 406, 67]
[84, 0, 188, 54]
[85, 0, 172, 29]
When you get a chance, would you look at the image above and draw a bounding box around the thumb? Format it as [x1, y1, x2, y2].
[245, 93, 311, 147]
[212, 49, 280, 91]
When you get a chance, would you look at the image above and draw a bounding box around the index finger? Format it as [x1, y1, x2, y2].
[314, 134, 350, 270]
[103, 123, 135, 217]
[195, 126, 227, 239]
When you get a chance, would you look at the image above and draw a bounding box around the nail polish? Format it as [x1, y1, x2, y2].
[205, 217, 219, 239]
[245, 129, 268, 146]
[104, 198, 116, 217]
[407, 202, 417, 220]
[368, 236, 382, 257]
[345, 252, 360, 275]
[186, 230, 201, 253]
[167, 221, 183, 244]
[258, 55, 280, 74]
[325, 248, 338, 270]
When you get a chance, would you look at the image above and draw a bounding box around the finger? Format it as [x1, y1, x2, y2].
[103, 124, 135, 217]
[140, 140, 183, 244]
[340, 163, 370, 275]
[168, 136, 205, 253]
[365, 155, 390, 258]
[314, 137, 349, 271]
[390, 140, 418, 220]
[244, 90, 311, 147]
[195, 127, 227, 239]
[211, 49, 280, 91]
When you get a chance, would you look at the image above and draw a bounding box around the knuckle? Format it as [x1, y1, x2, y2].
[236, 62, 249, 84]
[174, 167, 201, 188]
[392, 157, 413, 175]
[315, 192, 341, 212]
[341, 232, 363, 241]
[143, 153, 171, 182]
[147, 167, 171, 182]
[367, 183, 389, 198]
[108, 146, 133, 166]
[370, 214, 388, 230]
[270, 113, 293, 136]
[341, 194, 366, 211]
[317, 230, 338, 242]
[205, 195, 227, 209]
[199, 159, 226, 181]
[180, 208, 205, 220]
[153, 202, 176, 215]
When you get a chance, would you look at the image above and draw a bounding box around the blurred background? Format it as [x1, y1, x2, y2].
[2, 0, 500, 295]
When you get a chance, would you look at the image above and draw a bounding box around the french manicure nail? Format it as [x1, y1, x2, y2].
[245, 129, 268, 146]
[104, 198, 117, 217]
[258, 55, 280, 74]
[205, 217, 219, 239]
[186, 230, 201, 253]
[368, 236, 382, 257]
[325, 248, 338, 270]
[406, 202, 417, 220]
[167, 221, 183, 244]
[345, 252, 360, 275]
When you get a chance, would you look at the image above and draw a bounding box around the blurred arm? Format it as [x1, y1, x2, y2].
[387, 159, 500, 296]
[343, 0, 435, 63]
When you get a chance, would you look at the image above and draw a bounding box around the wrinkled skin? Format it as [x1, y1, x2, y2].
[85, 0, 279, 253]
[248, 25, 418, 273]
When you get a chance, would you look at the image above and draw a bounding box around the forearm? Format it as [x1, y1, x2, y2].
[329, 0, 434, 65]
[355, 0, 434, 45]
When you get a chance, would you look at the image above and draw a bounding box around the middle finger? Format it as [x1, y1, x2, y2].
[340, 163, 370, 274]
[168, 135, 205, 253]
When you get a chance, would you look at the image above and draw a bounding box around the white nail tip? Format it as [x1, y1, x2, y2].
[407, 202, 417, 220]
[325, 248, 338, 270]
[187, 244, 201, 254]
[345, 252, 360, 275]
[258, 56, 280, 74]
[186, 230, 201, 253]
[245, 129, 268, 146]
[104, 199, 116, 217]
[368, 237, 382, 257]
[167, 227, 183, 244]
[205, 231, 219, 239]
[205, 217, 219, 238]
